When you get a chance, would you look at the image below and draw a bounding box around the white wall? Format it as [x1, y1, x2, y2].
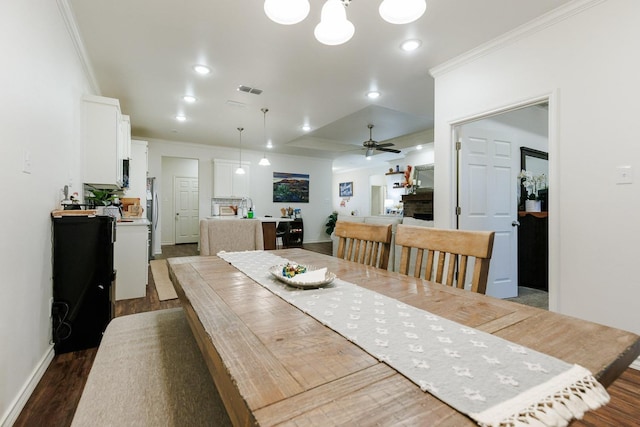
[0, 1, 93, 424]
[431, 0, 640, 334]
[146, 138, 334, 254]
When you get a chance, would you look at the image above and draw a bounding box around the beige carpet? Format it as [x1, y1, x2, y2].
[150, 259, 178, 301]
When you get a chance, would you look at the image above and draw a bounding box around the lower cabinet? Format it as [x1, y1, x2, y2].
[287, 219, 304, 247]
[115, 222, 149, 300]
[517, 212, 548, 291]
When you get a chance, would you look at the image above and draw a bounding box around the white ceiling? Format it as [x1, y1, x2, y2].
[68, 0, 572, 171]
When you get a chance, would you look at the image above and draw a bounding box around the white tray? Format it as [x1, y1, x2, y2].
[269, 264, 336, 289]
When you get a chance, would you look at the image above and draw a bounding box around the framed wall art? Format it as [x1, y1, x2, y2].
[273, 172, 310, 203]
[339, 181, 353, 197]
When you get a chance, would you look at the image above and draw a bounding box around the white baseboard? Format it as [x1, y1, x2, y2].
[1, 345, 54, 427]
[631, 356, 640, 371]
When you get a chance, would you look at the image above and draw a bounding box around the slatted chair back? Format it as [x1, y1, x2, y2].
[395, 225, 495, 294]
[335, 221, 392, 270]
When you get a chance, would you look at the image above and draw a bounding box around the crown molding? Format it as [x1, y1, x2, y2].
[56, 0, 101, 94]
[430, 0, 606, 78]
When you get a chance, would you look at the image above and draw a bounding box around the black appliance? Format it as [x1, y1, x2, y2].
[52, 214, 115, 354]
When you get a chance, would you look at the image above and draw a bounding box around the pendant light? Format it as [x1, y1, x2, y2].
[314, 0, 354, 46]
[235, 127, 245, 175]
[264, 0, 310, 25]
[259, 108, 271, 166]
[379, 0, 426, 25]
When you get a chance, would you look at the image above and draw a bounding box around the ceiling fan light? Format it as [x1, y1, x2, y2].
[379, 0, 426, 25]
[314, 0, 355, 45]
[365, 148, 374, 157]
[264, 0, 310, 25]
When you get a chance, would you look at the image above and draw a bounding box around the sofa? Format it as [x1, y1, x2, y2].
[331, 215, 434, 272]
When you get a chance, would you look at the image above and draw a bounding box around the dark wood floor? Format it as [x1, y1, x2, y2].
[14, 242, 640, 426]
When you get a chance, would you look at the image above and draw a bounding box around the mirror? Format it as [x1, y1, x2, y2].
[520, 147, 548, 210]
[414, 164, 434, 193]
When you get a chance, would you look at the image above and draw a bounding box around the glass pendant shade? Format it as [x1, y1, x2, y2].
[259, 157, 271, 166]
[379, 0, 426, 24]
[314, 0, 355, 46]
[236, 127, 245, 175]
[264, 0, 310, 25]
[259, 108, 271, 166]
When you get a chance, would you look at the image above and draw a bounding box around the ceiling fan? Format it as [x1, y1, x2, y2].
[362, 124, 401, 157]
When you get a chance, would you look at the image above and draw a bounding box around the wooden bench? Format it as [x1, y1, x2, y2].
[71, 308, 231, 426]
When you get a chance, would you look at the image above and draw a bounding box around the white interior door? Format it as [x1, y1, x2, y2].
[174, 176, 199, 244]
[457, 125, 518, 298]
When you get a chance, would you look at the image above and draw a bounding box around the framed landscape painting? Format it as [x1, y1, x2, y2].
[339, 181, 353, 197]
[273, 172, 310, 203]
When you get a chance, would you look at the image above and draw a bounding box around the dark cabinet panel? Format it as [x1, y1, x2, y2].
[517, 212, 548, 291]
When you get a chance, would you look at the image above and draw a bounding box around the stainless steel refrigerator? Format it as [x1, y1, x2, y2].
[146, 177, 158, 260]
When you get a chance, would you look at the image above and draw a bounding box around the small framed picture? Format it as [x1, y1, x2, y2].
[339, 182, 353, 197]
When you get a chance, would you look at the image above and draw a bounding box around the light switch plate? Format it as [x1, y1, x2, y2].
[22, 150, 32, 174]
[615, 166, 633, 184]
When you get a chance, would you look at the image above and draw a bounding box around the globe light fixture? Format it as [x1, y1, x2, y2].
[379, 0, 426, 25]
[314, 0, 355, 46]
[264, 0, 310, 25]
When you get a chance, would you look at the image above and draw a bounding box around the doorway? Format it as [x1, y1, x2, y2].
[455, 102, 549, 298]
[174, 176, 199, 244]
[160, 157, 199, 245]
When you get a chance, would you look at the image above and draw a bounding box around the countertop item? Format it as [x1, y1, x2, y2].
[206, 216, 293, 223]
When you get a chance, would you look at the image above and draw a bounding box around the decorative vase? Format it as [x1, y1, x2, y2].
[525, 200, 542, 212]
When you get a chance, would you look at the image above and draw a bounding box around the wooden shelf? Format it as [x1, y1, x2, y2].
[518, 211, 548, 218]
[385, 171, 404, 175]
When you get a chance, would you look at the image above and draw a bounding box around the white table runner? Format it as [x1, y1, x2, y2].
[218, 251, 609, 427]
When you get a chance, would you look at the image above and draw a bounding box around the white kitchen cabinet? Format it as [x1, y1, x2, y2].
[124, 140, 148, 202]
[213, 159, 250, 197]
[120, 114, 131, 160]
[82, 94, 128, 188]
[114, 221, 149, 300]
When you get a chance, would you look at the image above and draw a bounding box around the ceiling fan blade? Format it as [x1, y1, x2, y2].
[376, 143, 395, 148]
[376, 147, 401, 154]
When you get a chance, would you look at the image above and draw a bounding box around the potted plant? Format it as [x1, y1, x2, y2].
[518, 170, 547, 212]
[325, 211, 338, 235]
[86, 187, 118, 215]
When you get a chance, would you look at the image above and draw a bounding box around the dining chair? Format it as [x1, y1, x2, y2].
[395, 225, 495, 294]
[334, 221, 392, 269]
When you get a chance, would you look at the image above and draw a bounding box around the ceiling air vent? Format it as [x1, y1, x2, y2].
[237, 85, 263, 95]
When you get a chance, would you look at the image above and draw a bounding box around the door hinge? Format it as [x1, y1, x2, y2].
[456, 140, 462, 151]
[456, 206, 461, 215]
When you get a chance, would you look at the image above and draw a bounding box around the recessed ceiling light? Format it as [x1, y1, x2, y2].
[175, 115, 186, 122]
[416, 144, 423, 150]
[193, 64, 211, 75]
[400, 39, 422, 52]
[366, 91, 381, 99]
[183, 95, 197, 103]
[302, 124, 311, 132]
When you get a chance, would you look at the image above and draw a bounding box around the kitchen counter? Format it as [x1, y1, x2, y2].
[117, 218, 150, 226]
[206, 216, 293, 223]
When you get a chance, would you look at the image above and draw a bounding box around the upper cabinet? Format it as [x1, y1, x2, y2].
[213, 159, 250, 198]
[82, 95, 130, 188]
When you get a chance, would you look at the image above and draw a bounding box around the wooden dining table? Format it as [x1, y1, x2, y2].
[168, 249, 640, 426]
